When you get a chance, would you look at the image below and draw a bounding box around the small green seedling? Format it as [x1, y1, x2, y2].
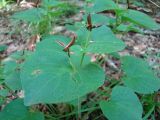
[11, 0, 76, 35]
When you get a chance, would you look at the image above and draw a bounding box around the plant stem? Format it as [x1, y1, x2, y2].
[78, 97, 81, 119]
[80, 32, 91, 66]
[115, 10, 121, 27]
[57, 106, 100, 119]
[80, 53, 85, 66]
[93, 114, 104, 120]
[143, 105, 155, 120]
[83, 81, 120, 108]
[45, 114, 57, 119]
[148, 0, 160, 8]
[116, 0, 119, 5]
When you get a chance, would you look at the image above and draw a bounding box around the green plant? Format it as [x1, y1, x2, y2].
[11, 0, 77, 35]
[86, 0, 159, 32]
[0, 0, 12, 8]
[0, 45, 7, 52]
[1, 0, 160, 120]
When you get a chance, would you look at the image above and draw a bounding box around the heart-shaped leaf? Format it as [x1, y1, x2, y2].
[42, 0, 66, 8]
[122, 10, 160, 30]
[3, 59, 21, 90]
[11, 8, 45, 23]
[116, 24, 142, 33]
[0, 99, 44, 120]
[87, 26, 125, 53]
[2, 51, 28, 90]
[21, 36, 105, 106]
[100, 86, 143, 120]
[83, 14, 113, 26]
[121, 56, 160, 94]
[89, 0, 118, 13]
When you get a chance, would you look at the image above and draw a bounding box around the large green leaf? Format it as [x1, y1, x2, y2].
[89, 0, 118, 13]
[21, 36, 105, 106]
[0, 99, 44, 120]
[83, 14, 113, 26]
[122, 9, 160, 30]
[100, 86, 143, 120]
[42, 0, 66, 8]
[3, 60, 21, 90]
[121, 56, 160, 94]
[87, 26, 125, 53]
[116, 24, 142, 33]
[2, 51, 28, 90]
[11, 8, 45, 23]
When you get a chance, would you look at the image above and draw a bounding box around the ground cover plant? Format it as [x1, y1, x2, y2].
[0, 0, 160, 120]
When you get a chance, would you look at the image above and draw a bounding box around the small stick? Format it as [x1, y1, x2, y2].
[17, 0, 20, 6]
[148, 0, 160, 8]
[127, 0, 131, 9]
[35, 0, 41, 7]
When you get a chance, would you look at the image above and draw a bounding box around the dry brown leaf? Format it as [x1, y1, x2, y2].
[18, 0, 40, 8]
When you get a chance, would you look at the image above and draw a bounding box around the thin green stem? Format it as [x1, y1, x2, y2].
[143, 105, 155, 120]
[93, 114, 104, 120]
[83, 80, 120, 108]
[115, 10, 121, 27]
[57, 106, 100, 119]
[45, 114, 57, 119]
[80, 31, 91, 66]
[78, 97, 81, 119]
[80, 53, 85, 66]
[69, 57, 76, 72]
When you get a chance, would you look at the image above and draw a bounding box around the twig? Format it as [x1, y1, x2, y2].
[35, 0, 40, 7]
[148, 0, 160, 8]
[143, 30, 160, 36]
[127, 0, 131, 9]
